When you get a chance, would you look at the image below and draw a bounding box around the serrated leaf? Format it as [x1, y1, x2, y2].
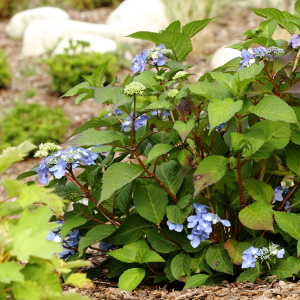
[237, 267, 260, 282]
[193, 156, 227, 197]
[94, 86, 131, 106]
[109, 240, 164, 263]
[0, 262, 24, 283]
[134, 183, 168, 224]
[271, 256, 300, 279]
[188, 81, 231, 100]
[0, 141, 36, 173]
[146, 229, 179, 253]
[183, 274, 209, 289]
[146, 143, 173, 163]
[10, 207, 62, 261]
[156, 160, 185, 195]
[171, 253, 191, 279]
[78, 224, 116, 256]
[239, 201, 273, 231]
[205, 244, 233, 275]
[224, 239, 251, 265]
[66, 273, 93, 288]
[118, 268, 145, 291]
[235, 62, 264, 82]
[244, 179, 274, 203]
[108, 214, 153, 245]
[61, 215, 87, 239]
[134, 71, 157, 89]
[101, 163, 143, 202]
[68, 128, 124, 146]
[182, 19, 212, 37]
[286, 144, 300, 175]
[173, 119, 195, 141]
[63, 82, 90, 97]
[250, 95, 297, 124]
[274, 211, 300, 241]
[208, 98, 242, 133]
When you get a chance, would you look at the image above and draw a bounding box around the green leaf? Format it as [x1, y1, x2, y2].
[193, 156, 228, 197]
[166, 205, 191, 224]
[156, 160, 185, 195]
[296, 0, 300, 14]
[173, 119, 195, 141]
[237, 266, 260, 282]
[134, 183, 168, 224]
[224, 239, 251, 265]
[0, 141, 36, 173]
[250, 95, 297, 124]
[68, 128, 124, 146]
[65, 273, 93, 288]
[109, 240, 164, 263]
[63, 81, 90, 97]
[171, 253, 191, 279]
[208, 98, 243, 133]
[274, 211, 300, 241]
[128, 31, 161, 43]
[146, 143, 173, 163]
[118, 268, 145, 291]
[134, 71, 157, 89]
[286, 144, 300, 175]
[101, 163, 143, 202]
[188, 81, 231, 100]
[78, 224, 116, 256]
[0, 262, 24, 283]
[108, 215, 153, 245]
[239, 202, 274, 231]
[244, 179, 274, 203]
[183, 274, 209, 289]
[271, 256, 300, 279]
[235, 62, 264, 82]
[10, 207, 62, 261]
[94, 86, 131, 106]
[253, 8, 299, 33]
[146, 229, 179, 253]
[182, 19, 212, 37]
[205, 244, 234, 275]
[61, 215, 87, 239]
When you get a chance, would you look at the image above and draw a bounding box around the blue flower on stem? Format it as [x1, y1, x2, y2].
[121, 114, 149, 132]
[240, 49, 254, 68]
[37, 147, 98, 184]
[273, 186, 289, 204]
[167, 221, 183, 232]
[242, 246, 260, 268]
[149, 44, 167, 66]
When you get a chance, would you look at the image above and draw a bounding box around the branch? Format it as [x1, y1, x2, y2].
[133, 150, 177, 203]
[65, 172, 120, 226]
[279, 183, 299, 211]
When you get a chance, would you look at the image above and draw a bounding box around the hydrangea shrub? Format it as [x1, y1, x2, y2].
[25, 3, 300, 291]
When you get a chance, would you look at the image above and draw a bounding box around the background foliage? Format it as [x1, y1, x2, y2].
[0, 49, 12, 88]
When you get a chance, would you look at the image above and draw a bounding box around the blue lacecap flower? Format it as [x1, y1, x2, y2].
[37, 147, 99, 184]
[167, 221, 184, 232]
[273, 186, 289, 203]
[290, 34, 300, 49]
[121, 114, 149, 132]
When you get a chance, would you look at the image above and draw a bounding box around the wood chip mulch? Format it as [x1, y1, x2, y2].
[67, 280, 300, 300]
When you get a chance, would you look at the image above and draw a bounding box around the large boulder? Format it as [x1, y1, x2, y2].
[211, 46, 241, 69]
[53, 34, 117, 55]
[21, 20, 115, 57]
[107, 0, 169, 36]
[6, 7, 69, 39]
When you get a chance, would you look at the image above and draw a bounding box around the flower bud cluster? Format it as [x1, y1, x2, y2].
[34, 142, 61, 158]
[124, 81, 146, 96]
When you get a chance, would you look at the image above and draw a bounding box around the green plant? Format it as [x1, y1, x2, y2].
[64, 0, 122, 10]
[0, 50, 12, 88]
[0, 103, 69, 150]
[23, 1, 300, 292]
[0, 142, 91, 300]
[46, 44, 119, 95]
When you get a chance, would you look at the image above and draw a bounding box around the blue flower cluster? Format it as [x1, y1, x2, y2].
[240, 46, 285, 68]
[290, 34, 300, 49]
[131, 44, 168, 73]
[104, 108, 123, 118]
[273, 186, 291, 211]
[121, 114, 149, 132]
[37, 147, 98, 184]
[242, 244, 285, 269]
[167, 204, 231, 248]
[47, 221, 80, 259]
[151, 110, 170, 120]
[187, 204, 231, 248]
